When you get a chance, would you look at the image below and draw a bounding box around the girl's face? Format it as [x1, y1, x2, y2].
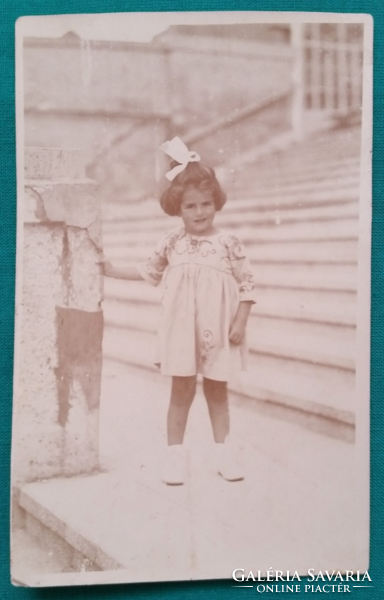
[180, 187, 216, 236]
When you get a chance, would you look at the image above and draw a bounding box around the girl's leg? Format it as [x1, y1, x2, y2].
[167, 375, 197, 445]
[202, 377, 229, 442]
[203, 377, 243, 481]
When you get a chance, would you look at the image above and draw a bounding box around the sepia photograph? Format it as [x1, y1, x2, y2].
[12, 11, 372, 587]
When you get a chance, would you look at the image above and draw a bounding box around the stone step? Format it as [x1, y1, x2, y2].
[223, 160, 360, 192]
[102, 328, 355, 422]
[103, 259, 357, 292]
[237, 353, 355, 421]
[252, 263, 357, 292]
[103, 301, 355, 370]
[252, 286, 356, 326]
[225, 167, 360, 195]
[102, 184, 359, 225]
[103, 279, 357, 327]
[105, 239, 358, 265]
[15, 362, 357, 586]
[248, 132, 361, 165]
[239, 240, 357, 263]
[225, 171, 359, 198]
[101, 159, 359, 222]
[223, 185, 359, 209]
[105, 239, 358, 266]
[102, 199, 359, 236]
[238, 217, 358, 243]
[103, 216, 358, 248]
[246, 147, 360, 172]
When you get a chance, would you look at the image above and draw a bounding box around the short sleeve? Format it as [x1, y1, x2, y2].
[138, 234, 169, 286]
[226, 234, 257, 303]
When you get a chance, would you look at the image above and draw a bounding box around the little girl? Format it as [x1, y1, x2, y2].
[103, 137, 256, 485]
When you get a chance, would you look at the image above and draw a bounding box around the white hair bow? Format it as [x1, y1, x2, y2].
[160, 136, 201, 181]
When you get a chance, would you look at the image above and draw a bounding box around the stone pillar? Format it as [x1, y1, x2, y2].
[13, 148, 103, 484]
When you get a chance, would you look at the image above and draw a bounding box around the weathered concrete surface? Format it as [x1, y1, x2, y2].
[14, 361, 359, 586]
[11, 510, 99, 585]
[13, 225, 65, 483]
[12, 148, 103, 485]
[55, 307, 103, 475]
[65, 227, 102, 310]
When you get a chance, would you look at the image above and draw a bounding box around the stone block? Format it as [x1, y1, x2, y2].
[71, 550, 99, 572]
[13, 147, 103, 486]
[13, 225, 64, 484]
[13, 426, 65, 484]
[25, 147, 85, 180]
[24, 181, 101, 233]
[55, 305, 103, 475]
[65, 227, 103, 312]
[25, 512, 74, 572]
[63, 406, 99, 476]
[19, 481, 121, 572]
[11, 489, 26, 529]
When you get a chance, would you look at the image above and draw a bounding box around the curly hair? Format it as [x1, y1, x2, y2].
[160, 161, 227, 217]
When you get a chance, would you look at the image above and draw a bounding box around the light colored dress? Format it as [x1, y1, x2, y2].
[138, 226, 256, 382]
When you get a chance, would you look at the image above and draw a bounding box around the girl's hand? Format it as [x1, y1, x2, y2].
[229, 301, 252, 345]
[96, 260, 144, 281]
[98, 258, 114, 277]
[229, 320, 246, 345]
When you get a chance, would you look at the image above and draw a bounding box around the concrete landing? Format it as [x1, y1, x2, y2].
[16, 360, 358, 587]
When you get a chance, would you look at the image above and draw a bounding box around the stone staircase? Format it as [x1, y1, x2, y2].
[101, 125, 361, 428]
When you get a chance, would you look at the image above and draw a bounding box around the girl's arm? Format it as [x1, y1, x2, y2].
[101, 232, 169, 285]
[227, 234, 257, 344]
[229, 301, 253, 345]
[101, 260, 144, 281]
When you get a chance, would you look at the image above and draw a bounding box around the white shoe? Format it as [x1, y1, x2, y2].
[215, 438, 244, 482]
[162, 444, 186, 485]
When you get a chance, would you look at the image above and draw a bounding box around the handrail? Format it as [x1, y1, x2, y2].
[183, 89, 292, 148]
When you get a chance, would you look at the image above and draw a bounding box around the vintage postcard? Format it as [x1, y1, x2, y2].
[12, 11, 372, 588]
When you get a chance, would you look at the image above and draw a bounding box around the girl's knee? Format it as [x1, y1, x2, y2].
[172, 376, 197, 404]
[203, 378, 228, 403]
